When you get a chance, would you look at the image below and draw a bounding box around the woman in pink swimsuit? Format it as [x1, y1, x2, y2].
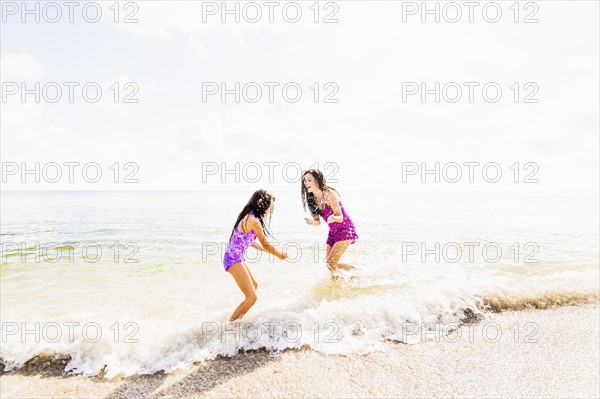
[224, 189, 287, 320]
[302, 169, 358, 273]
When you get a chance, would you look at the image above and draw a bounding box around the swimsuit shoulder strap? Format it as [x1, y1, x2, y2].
[324, 189, 337, 207]
[238, 211, 257, 234]
[236, 212, 250, 233]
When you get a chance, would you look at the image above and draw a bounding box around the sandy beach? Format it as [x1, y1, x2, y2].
[2, 303, 598, 399]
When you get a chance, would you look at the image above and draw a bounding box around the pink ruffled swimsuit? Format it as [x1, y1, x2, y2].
[320, 200, 358, 247]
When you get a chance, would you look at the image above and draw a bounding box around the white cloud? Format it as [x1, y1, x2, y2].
[566, 53, 600, 75]
[106, 1, 324, 57]
[175, 111, 224, 152]
[0, 53, 46, 80]
[2, 1, 598, 191]
[88, 75, 164, 114]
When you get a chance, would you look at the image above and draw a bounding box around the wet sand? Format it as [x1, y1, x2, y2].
[2, 303, 598, 398]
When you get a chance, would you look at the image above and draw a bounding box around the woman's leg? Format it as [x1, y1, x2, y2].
[336, 262, 356, 271]
[325, 245, 332, 269]
[228, 262, 257, 321]
[325, 240, 355, 271]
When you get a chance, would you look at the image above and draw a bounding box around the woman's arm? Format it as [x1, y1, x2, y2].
[324, 190, 343, 224]
[250, 217, 287, 260]
[304, 215, 321, 226]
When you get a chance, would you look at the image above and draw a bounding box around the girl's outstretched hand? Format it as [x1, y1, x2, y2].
[304, 218, 314, 225]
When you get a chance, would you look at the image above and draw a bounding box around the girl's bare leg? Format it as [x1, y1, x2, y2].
[228, 262, 257, 321]
[244, 263, 258, 290]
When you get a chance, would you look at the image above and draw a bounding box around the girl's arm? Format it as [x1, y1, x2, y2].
[251, 242, 266, 252]
[250, 217, 287, 260]
[324, 190, 343, 224]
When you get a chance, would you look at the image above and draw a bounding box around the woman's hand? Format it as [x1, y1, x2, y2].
[304, 218, 314, 225]
[277, 252, 288, 261]
[327, 215, 339, 224]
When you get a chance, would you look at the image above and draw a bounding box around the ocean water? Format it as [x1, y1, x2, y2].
[1, 190, 598, 378]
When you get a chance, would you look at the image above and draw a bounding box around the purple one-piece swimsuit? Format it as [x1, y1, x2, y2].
[223, 212, 257, 271]
[320, 201, 359, 247]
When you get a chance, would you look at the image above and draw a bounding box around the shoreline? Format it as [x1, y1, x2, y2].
[2, 303, 599, 398]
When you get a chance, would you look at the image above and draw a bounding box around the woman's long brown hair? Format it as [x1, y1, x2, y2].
[301, 169, 340, 217]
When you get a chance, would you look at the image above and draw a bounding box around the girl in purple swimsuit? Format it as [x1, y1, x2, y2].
[301, 169, 358, 274]
[224, 189, 287, 321]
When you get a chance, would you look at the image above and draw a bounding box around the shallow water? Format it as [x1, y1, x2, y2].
[1, 190, 598, 377]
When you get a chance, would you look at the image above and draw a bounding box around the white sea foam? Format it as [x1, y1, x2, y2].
[1, 191, 598, 377]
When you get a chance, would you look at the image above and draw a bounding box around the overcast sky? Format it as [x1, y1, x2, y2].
[1, 1, 598, 192]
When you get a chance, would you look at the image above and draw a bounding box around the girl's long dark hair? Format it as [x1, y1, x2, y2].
[301, 169, 340, 217]
[231, 189, 275, 239]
